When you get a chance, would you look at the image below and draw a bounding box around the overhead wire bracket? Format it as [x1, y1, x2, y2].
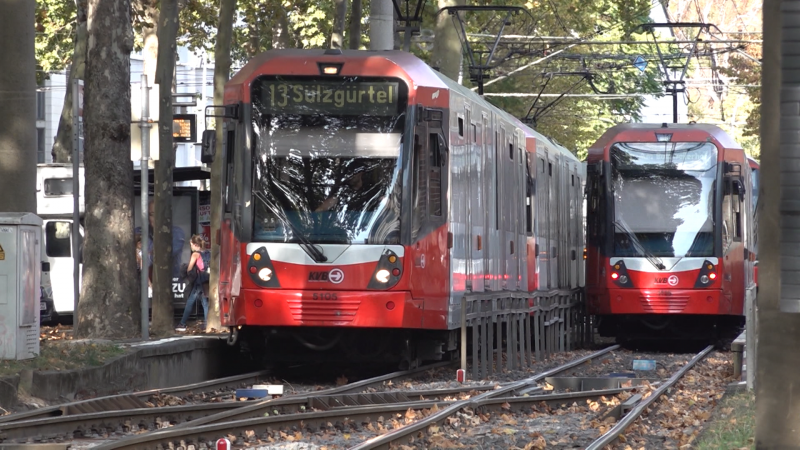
[391, 0, 428, 52]
[522, 71, 594, 127]
[437, 5, 538, 95]
[639, 22, 715, 123]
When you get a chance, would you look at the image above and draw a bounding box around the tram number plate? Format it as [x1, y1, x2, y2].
[40, 302, 46, 311]
[311, 292, 338, 300]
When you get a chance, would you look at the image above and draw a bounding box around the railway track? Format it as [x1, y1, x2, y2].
[350, 345, 715, 450]
[2, 345, 722, 449]
[0, 370, 273, 425]
[0, 362, 453, 446]
[75, 346, 619, 449]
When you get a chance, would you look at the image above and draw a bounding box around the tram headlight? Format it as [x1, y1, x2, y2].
[694, 260, 717, 288]
[367, 250, 403, 289]
[609, 260, 634, 288]
[248, 246, 280, 288]
[375, 269, 391, 283]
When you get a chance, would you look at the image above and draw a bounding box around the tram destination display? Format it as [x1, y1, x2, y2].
[255, 79, 402, 116]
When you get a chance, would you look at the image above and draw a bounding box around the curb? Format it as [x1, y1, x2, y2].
[3, 336, 233, 410]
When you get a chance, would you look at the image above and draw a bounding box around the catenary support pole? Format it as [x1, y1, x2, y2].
[369, 0, 394, 50]
[140, 74, 151, 340]
[72, 79, 83, 316]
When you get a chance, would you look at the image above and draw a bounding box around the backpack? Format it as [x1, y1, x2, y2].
[197, 250, 211, 284]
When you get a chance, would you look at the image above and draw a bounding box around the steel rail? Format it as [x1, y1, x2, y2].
[585, 345, 714, 450]
[160, 361, 454, 429]
[348, 345, 619, 450]
[87, 348, 617, 449]
[0, 382, 495, 442]
[0, 370, 272, 425]
[91, 381, 629, 449]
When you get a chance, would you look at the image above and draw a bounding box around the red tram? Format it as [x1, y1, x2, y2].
[584, 123, 757, 341]
[208, 49, 583, 366]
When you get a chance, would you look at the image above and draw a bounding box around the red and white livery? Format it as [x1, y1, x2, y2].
[584, 123, 757, 341]
[210, 49, 583, 365]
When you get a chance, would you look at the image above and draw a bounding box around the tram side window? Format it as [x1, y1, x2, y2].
[224, 129, 235, 214]
[412, 134, 428, 240]
[429, 133, 443, 217]
[722, 178, 743, 248]
[525, 155, 532, 235]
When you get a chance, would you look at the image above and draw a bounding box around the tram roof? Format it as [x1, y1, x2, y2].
[586, 123, 742, 161]
[226, 49, 449, 102]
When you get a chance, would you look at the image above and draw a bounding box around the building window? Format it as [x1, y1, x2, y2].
[36, 91, 45, 120]
[37, 128, 45, 163]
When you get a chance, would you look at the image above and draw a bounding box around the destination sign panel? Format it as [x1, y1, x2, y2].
[256, 79, 401, 116]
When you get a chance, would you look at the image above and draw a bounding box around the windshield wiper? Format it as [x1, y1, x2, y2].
[613, 219, 666, 271]
[253, 192, 328, 263]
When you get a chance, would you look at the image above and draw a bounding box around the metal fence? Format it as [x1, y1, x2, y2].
[459, 289, 588, 380]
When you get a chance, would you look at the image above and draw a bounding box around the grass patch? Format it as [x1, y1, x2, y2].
[0, 341, 128, 377]
[694, 390, 755, 450]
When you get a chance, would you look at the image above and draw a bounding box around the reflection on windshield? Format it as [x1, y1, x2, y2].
[250, 77, 405, 245]
[611, 142, 718, 258]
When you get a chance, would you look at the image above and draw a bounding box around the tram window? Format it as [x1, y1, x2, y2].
[496, 132, 501, 230]
[472, 124, 477, 142]
[412, 134, 428, 240]
[509, 143, 514, 160]
[722, 177, 743, 248]
[224, 129, 235, 214]
[525, 155, 533, 235]
[429, 133, 442, 217]
[458, 117, 464, 137]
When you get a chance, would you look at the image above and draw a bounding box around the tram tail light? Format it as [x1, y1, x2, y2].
[248, 246, 280, 288]
[610, 260, 634, 287]
[368, 250, 402, 289]
[695, 260, 717, 288]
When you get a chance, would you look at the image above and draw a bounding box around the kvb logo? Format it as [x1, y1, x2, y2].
[328, 268, 344, 284]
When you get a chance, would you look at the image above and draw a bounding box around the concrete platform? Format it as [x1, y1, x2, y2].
[0, 335, 240, 411]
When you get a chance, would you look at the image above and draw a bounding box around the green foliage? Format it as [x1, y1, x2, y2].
[35, 0, 79, 82]
[0, 341, 127, 377]
[694, 391, 755, 450]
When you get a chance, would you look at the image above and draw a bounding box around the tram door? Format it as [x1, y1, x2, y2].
[536, 151, 550, 290]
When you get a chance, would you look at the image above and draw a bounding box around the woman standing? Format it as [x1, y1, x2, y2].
[176, 235, 208, 331]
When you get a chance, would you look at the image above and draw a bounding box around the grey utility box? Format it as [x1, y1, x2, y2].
[0, 213, 42, 360]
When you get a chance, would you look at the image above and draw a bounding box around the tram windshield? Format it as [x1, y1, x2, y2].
[250, 76, 406, 245]
[610, 142, 718, 258]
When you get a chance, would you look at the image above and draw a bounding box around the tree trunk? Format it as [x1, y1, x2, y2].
[208, 0, 238, 333]
[151, 0, 181, 336]
[0, 0, 36, 213]
[431, 0, 464, 81]
[331, 0, 349, 49]
[756, 0, 800, 446]
[142, 0, 159, 83]
[51, 0, 87, 164]
[348, 0, 362, 49]
[271, 6, 291, 50]
[76, 0, 139, 339]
